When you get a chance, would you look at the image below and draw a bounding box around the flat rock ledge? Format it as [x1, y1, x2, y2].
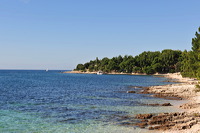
[139, 87, 184, 100]
[135, 112, 200, 130]
[144, 103, 172, 106]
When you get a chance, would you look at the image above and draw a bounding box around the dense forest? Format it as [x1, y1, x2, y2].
[75, 27, 200, 79]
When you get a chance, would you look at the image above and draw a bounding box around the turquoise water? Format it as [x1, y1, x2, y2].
[0, 70, 183, 133]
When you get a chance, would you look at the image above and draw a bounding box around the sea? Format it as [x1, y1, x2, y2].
[0, 70, 186, 133]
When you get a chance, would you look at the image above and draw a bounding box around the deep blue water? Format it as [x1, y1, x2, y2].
[0, 70, 182, 133]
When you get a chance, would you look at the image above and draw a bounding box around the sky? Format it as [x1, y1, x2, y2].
[0, 0, 200, 70]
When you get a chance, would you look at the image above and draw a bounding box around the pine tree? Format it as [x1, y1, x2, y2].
[192, 27, 200, 52]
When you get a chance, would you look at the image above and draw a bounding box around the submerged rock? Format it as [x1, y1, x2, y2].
[161, 103, 172, 106]
[135, 122, 148, 128]
[135, 114, 153, 119]
[146, 103, 160, 106]
[127, 91, 136, 93]
[144, 103, 172, 106]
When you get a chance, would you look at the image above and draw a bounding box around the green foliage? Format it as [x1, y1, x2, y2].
[181, 52, 198, 78]
[132, 66, 142, 73]
[194, 84, 200, 92]
[181, 27, 200, 79]
[192, 27, 200, 52]
[152, 63, 162, 73]
[143, 66, 155, 75]
[196, 84, 200, 89]
[175, 62, 182, 72]
[74, 27, 200, 78]
[75, 64, 85, 71]
[74, 49, 182, 74]
[160, 49, 182, 73]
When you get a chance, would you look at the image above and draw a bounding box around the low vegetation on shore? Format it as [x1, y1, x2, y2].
[75, 27, 200, 80]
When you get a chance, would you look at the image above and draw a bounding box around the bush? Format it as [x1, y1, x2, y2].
[195, 84, 200, 92]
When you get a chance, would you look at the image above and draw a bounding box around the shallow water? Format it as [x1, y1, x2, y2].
[0, 70, 184, 133]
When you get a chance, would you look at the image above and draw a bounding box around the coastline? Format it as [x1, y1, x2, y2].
[64, 71, 200, 132]
[63, 70, 97, 74]
[137, 73, 200, 133]
[63, 70, 151, 75]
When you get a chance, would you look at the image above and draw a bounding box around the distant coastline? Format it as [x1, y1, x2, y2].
[63, 70, 153, 75]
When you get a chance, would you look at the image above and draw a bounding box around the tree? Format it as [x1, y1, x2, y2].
[160, 49, 182, 73]
[119, 57, 135, 73]
[181, 27, 200, 78]
[143, 66, 155, 74]
[192, 27, 200, 52]
[107, 59, 118, 72]
[132, 66, 142, 73]
[100, 57, 109, 72]
[152, 63, 162, 73]
[191, 27, 200, 79]
[76, 64, 85, 71]
[197, 49, 200, 79]
[84, 62, 90, 69]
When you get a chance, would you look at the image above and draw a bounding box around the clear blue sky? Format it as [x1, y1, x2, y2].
[0, 0, 200, 70]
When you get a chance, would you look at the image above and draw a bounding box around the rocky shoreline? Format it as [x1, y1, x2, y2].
[64, 71, 200, 132]
[134, 73, 200, 133]
[135, 112, 200, 131]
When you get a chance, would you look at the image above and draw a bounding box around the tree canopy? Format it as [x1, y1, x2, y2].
[181, 27, 200, 79]
[75, 27, 200, 79]
[75, 49, 182, 75]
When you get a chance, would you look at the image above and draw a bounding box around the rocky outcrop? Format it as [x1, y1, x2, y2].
[135, 112, 200, 131]
[180, 103, 200, 109]
[135, 114, 153, 119]
[135, 74, 200, 132]
[135, 122, 148, 128]
[126, 91, 136, 93]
